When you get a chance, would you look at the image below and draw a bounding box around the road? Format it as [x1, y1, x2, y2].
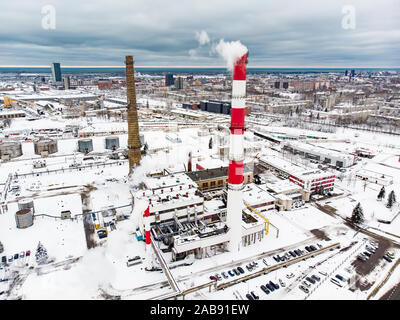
[380, 282, 400, 300]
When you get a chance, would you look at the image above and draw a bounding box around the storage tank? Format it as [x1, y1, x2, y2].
[18, 198, 35, 213]
[34, 139, 58, 155]
[0, 142, 22, 159]
[105, 136, 120, 150]
[78, 138, 93, 153]
[15, 208, 34, 229]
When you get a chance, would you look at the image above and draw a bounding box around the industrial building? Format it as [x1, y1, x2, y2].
[355, 169, 393, 186]
[0, 141, 23, 160]
[33, 139, 58, 156]
[283, 140, 355, 168]
[258, 155, 336, 194]
[186, 165, 253, 192]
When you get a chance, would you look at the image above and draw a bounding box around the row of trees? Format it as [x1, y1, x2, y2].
[377, 186, 396, 208]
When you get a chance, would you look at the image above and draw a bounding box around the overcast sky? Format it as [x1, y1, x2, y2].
[1, 0, 399, 67]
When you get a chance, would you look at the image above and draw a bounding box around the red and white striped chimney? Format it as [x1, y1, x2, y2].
[226, 52, 248, 253]
[144, 205, 152, 269]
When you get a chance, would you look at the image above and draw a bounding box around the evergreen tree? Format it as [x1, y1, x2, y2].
[386, 191, 396, 208]
[351, 202, 364, 225]
[35, 241, 48, 265]
[377, 186, 386, 201]
[209, 137, 213, 149]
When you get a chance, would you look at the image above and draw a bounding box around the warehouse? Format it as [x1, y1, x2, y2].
[283, 141, 355, 168]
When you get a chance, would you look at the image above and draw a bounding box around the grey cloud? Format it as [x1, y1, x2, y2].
[0, 0, 399, 66]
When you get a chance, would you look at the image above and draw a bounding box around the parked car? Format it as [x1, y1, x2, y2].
[335, 274, 347, 282]
[8, 256, 13, 263]
[302, 281, 311, 288]
[305, 246, 312, 252]
[228, 270, 235, 277]
[1, 256, 6, 264]
[246, 264, 253, 271]
[279, 279, 286, 287]
[20, 251, 25, 258]
[221, 272, 229, 279]
[266, 283, 275, 292]
[233, 268, 240, 276]
[273, 255, 280, 262]
[366, 246, 375, 254]
[306, 276, 316, 284]
[14, 253, 19, 260]
[261, 285, 270, 295]
[97, 230, 107, 239]
[263, 258, 269, 266]
[26, 250, 31, 257]
[246, 293, 254, 300]
[294, 249, 302, 256]
[289, 251, 296, 257]
[311, 274, 321, 282]
[299, 285, 309, 293]
[330, 278, 342, 287]
[358, 254, 368, 261]
[310, 245, 317, 251]
[363, 251, 371, 257]
[250, 291, 259, 300]
[386, 251, 395, 259]
[286, 273, 295, 279]
[269, 280, 279, 290]
[209, 275, 217, 281]
[383, 255, 393, 263]
[215, 274, 222, 281]
[237, 267, 245, 274]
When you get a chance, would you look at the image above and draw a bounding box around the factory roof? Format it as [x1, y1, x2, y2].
[242, 183, 276, 206]
[285, 140, 354, 161]
[186, 164, 253, 182]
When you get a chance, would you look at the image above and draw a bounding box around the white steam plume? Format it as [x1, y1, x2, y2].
[213, 39, 248, 71]
[195, 30, 210, 46]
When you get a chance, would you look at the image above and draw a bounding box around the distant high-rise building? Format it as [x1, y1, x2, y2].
[63, 76, 70, 90]
[175, 76, 184, 90]
[165, 74, 174, 86]
[351, 69, 356, 77]
[345, 70, 348, 76]
[51, 62, 62, 83]
[274, 81, 280, 89]
[282, 82, 289, 89]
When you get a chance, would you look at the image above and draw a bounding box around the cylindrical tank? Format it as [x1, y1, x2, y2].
[78, 138, 93, 153]
[0, 142, 22, 159]
[105, 136, 120, 150]
[33, 139, 58, 155]
[15, 208, 34, 229]
[18, 198, 35, 213]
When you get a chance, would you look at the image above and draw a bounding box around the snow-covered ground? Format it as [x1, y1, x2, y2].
[1, 112, 400, 300]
